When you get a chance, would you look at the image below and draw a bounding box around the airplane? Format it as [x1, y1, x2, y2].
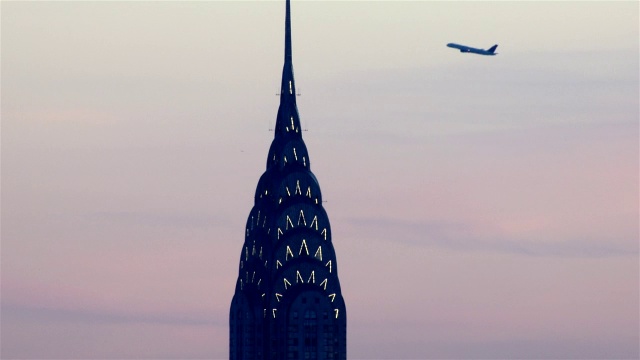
[447, 43, 498, 56]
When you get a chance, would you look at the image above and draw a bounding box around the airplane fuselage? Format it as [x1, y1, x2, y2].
[447, 43, 498, 56]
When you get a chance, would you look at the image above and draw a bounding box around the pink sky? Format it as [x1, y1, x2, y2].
[2, 1, 638, 359]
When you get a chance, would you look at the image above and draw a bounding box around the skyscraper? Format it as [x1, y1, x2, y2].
[229, 1, 347, 359]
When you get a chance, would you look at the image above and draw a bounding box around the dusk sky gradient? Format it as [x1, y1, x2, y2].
[1, 1, 638, 359]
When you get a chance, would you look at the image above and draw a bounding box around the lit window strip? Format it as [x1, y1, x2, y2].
[320, 278, 328, 290]
[299, 239, 309, 256]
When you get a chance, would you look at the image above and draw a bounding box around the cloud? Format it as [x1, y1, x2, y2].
[83, 210, 228, 229]
[1, 302, 222, 327]
[342, 216, 638, 258]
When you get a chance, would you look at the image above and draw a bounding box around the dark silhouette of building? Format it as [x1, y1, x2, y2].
[229, 1, 347, 359]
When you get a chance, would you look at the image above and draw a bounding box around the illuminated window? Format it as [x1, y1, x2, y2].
[275, 293, 283, 302]
[314, 246, 322, 261]
[308, 270, 315, 283]
[286, 246, 294, 260]
[303, 157, 307, 167]
[293, 147, 298, 161]
[320, 278, 327, 290]
[328, 293, 336, 302]
[278, 228, 283, 239]
[310, 216, 318, 230]
[273, 308, 278, 318]
[295, 180, 302, 195]
[289, 81, 292, 94]
[286, 187, 291, 196]
[290, 117, 295, 131]
[306, 186, 311, 198]
[298, 210, 306, 226]
[296, 270, 304, 283]
[286, 216, 294, 230]
[240, 279, 244, 290]
[276, 260, 283, 269]
[252, 271, 256, 283]
[334, 309, 339, 318]
[321, 228, 327, 240]
[245, 246, 249, 261]
[325, 260, 332, 273]
[299, 239, 309, 256]
[284, 278, 291, 289]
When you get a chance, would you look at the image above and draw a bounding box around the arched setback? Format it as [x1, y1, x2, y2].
[274, 205, 331, 244]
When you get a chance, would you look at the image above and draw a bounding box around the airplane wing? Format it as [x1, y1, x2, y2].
[447, 43, 469, 52]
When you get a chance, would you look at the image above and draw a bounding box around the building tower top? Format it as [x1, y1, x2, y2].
[230, 1, 347, 358]
[275, 0, 300, 139]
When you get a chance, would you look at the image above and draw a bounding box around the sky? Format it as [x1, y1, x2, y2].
[1, 1, 638, 359]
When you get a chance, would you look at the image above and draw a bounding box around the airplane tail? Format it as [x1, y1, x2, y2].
[487, 44, 498, 53]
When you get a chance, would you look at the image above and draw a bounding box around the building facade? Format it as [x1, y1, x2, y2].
[229, 1, 347, 359]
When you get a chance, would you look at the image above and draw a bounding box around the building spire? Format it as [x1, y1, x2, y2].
[276, 0, 300, 137]
[285, 0, 292, 62]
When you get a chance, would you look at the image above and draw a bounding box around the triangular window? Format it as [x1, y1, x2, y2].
[320, 278, 328, 290]
[299, 239, 309, 256]
[310, 216, 318, 230]
[298, 210, 306, 226]
[295, 180, 302, 195]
